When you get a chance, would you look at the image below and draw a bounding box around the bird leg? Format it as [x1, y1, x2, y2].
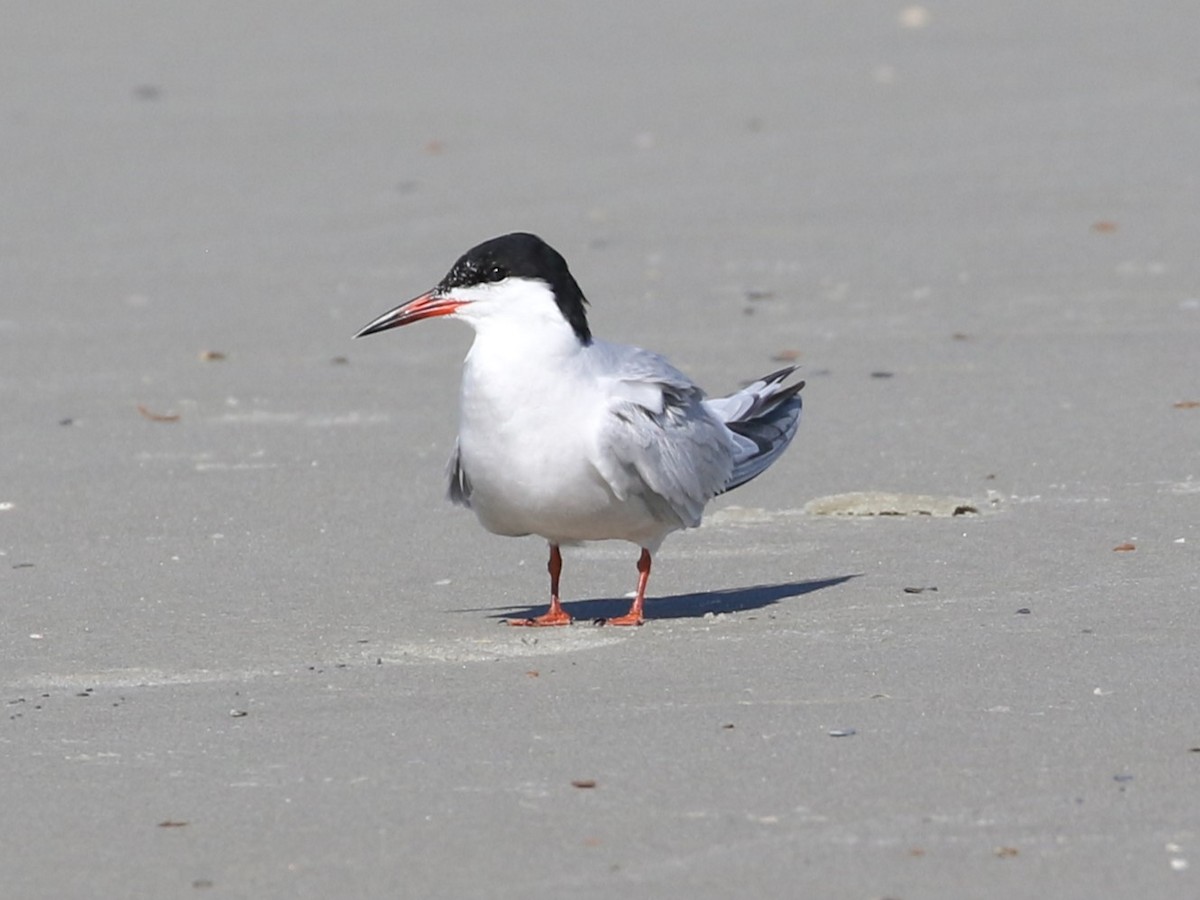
[605, 548, 650, 626]
[507, 543, 573, 626]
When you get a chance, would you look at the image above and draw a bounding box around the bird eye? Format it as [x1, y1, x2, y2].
[486, 263, 508, 282]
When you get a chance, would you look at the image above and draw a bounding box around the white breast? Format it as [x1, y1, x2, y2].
[455, 326, 667, 546]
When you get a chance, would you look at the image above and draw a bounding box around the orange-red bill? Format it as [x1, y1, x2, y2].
[354, 291, 466, 338]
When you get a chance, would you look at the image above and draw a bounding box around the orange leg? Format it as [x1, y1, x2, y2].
[507, 544, 573, 626]
[605, 548, 650, 626]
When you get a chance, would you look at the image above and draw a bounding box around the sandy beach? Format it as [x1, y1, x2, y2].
[3, 2, 1198, 897]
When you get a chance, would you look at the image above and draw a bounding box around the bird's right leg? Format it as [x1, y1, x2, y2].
[507, 543, 573, 626]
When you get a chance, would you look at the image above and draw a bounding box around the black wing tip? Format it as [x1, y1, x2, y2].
[780, 379, 805, 401]
[753, 372, 805, 407]
[756, 365, 798, 385]
[750, 366, 805, 394]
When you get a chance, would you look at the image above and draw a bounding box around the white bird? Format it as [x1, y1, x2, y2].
[355, 233, 804, 626]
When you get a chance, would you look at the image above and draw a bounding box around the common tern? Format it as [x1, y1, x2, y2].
[355, 233, 804, 626]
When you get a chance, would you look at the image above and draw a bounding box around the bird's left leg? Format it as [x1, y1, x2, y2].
[507, 543, 573, 626]
[605, 548, 650, 626]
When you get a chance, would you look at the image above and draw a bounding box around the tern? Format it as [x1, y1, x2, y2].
[355, 233, 804, 626]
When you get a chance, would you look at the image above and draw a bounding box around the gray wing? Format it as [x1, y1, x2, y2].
[446, 438, 472, 507]
[705, 366, 804, 493]
[590, 346, 735, 529]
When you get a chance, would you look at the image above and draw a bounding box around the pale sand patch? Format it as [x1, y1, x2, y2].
[12, 667, 280, 690]
[803, 492, 981, 517]
[381, 631, 626, 664]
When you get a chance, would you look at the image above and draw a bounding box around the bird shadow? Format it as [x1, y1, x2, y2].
[468, 574, 858, 624]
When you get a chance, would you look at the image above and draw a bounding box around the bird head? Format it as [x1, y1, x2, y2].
[354, 232, 592, 345]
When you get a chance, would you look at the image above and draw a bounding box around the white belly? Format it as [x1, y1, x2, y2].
[456, 341, 666, 546]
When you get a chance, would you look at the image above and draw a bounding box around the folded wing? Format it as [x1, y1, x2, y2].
[591, 348, 736, 529]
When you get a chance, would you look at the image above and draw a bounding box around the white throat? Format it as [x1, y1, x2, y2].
[455, 276, 584, 366]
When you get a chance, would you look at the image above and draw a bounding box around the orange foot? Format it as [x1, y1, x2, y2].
[600, 612, 643, 627]
[507, 608, 573, 627]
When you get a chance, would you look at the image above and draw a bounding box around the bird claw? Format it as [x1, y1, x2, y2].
[596, 613, 643, 627]
[506, 611, 573, 627]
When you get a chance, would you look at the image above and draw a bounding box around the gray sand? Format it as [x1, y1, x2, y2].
[3, 3, 1198, 898]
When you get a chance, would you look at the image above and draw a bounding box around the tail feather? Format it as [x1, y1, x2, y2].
[705, 367, 804, 493]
